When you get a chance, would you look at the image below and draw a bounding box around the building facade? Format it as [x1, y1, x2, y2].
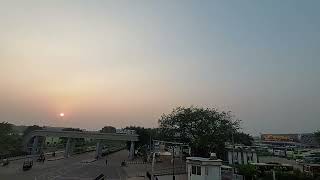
[227, 148, 258, 165]
[186, 157, 222, 180]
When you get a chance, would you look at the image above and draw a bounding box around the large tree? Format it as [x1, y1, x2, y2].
[158, 106, 241, 158]
[0, 122, 22, 155]
[234, 132, 254, 146]
[124, 126, 159, 151]
[23, 125, 43, 137]
[100, 126, 116, 133]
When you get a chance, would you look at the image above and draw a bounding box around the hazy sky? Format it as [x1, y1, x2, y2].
[0, 0, 319, 135]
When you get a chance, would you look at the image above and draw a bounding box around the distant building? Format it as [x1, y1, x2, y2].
[116, 129, 136, 135]
[153, 140, 191, 157]
[261, 133, 319, 147]
[154, 156, 242, 180]
[226, 146, 258, 165]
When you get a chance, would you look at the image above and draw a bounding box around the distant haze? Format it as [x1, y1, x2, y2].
[0, 1, 319, 135]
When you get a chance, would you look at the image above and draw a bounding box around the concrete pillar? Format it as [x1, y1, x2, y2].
[238, 151, 242, 165]
[228, 151, 232, 165]
[243, 152, 248, 164]
[129, 141, 135, 160]
[64, 138, 71, 158]
[31, 136, 39, 155]
[253, 152, 258, 163]
[95, 140, 102, 159]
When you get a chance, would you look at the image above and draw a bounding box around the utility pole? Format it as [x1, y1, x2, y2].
[172, 146, 175, 180]
[232, 131, 235, 175]
[150, 135, 152, 152]
[151, 152, 155, 180]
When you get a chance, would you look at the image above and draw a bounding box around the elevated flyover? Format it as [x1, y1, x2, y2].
[23, 130, 138, 159]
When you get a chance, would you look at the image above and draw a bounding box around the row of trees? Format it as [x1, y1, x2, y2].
[104, 106, 254, 159]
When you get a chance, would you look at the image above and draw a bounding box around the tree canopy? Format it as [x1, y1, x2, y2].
[62, 128, 83, 132]
[124, 126, 159, 150]
[158, 106, 241, 157]
[234, 132, 254, 146]
[0, 122, 22, 155]
[23, 125, 43, 137]
[314, 130, 320, 145]
[100, 126, 116, 133]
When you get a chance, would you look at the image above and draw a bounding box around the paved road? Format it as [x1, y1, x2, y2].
[0, 150, 130, 180]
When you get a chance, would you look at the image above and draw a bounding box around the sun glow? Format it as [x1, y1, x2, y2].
[59, 113, 65, 117]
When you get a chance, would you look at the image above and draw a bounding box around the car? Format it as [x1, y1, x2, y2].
[1, 159, 9, 166]
[23, 158, 33, 171]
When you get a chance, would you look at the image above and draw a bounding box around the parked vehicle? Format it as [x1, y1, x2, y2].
[23, 158, 33, 171]
[37, 154, 45, 162]
[1, 159, 9, 166]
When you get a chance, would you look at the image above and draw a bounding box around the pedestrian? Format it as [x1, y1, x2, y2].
[105, 158, 108, 166]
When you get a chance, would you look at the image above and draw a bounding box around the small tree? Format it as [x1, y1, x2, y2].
[238, 164, 257, 180]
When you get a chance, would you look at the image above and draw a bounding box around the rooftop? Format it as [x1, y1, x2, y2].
[186, 157, 222, 162]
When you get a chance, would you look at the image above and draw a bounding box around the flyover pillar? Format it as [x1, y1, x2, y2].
[129, 141, 135, 160]
[31, 136, 39, 156]
[95, 140, 103, 159]
[64, 138, 71, 158]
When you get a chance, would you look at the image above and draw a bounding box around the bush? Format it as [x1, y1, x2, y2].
[237, 164, 257, 180]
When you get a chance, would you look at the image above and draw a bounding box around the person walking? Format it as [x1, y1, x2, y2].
[105, 158, 108, 166]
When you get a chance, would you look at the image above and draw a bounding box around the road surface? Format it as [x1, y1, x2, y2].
[0, 150, 130, 180]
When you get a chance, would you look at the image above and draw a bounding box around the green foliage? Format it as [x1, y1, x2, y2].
[234, 132, 254, 146]
[0, 122, 13, 136]
[315, 130, 320, 144]
[124, 126, 158, 150]
[238, 164, 257, 179]
[276, 169, 313, 180]
[260, 170, 314, 180]
[23, 125, 43, 137]
[0, 122, 22, 156]
[158, 106, 241, 157]
[100, 126, 116, 133]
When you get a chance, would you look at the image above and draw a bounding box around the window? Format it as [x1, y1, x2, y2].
[192, 166, 196, 174]
[197, 166, 201, 175]
[191, 165, 202, 175]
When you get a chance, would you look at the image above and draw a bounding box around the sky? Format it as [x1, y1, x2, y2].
[0, 0, 319, 135]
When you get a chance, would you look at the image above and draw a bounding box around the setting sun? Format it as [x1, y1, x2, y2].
[59, 113, 65, 117]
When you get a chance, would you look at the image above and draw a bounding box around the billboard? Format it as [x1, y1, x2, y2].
[261, 134, 297, 142]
